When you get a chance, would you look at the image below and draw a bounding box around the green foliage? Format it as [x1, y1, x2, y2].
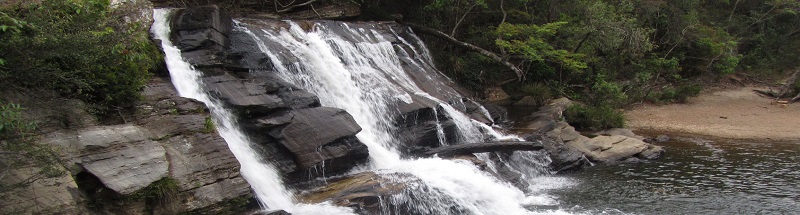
[651, 84, 702, 103]
[564, 104, 625, 131]
[0, 0, 160, 115]
[0, 102, 64, 194]
[496, 22, 588, 72]
[385, 0, 798, 128]
[202, 117, 215, 133]
[587, 75, 628, 106]
[519, 82, 553, 106]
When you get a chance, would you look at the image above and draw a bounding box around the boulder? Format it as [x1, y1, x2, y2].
[513, 96, 540, 106]
[75, 125, 169, 195]
[269, 107, 369, 171]
[513, 97, 663, 170]
[483, 85, 511, 103]
[594, 128, 646, 141]
[574, 135, 650, 162]
[205, 73, 288, 116]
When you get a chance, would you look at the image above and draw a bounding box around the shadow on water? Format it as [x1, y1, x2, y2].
[552, 137, 800, 214]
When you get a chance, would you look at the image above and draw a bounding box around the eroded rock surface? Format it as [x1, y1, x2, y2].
[169, 6, 370, 183]
[517, 98, 664, 170]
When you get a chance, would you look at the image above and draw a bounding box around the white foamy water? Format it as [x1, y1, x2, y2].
[237, 20, 577, 214]
[154, 7, 579, 213]
[152, 9, 353, 214]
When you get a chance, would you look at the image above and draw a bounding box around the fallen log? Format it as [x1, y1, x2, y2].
[400, 21, 525, 81]
[775, 70, 799, 101]
[422, 141, 544, 157]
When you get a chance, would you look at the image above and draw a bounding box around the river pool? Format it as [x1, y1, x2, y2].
[546, 137, 800, 214]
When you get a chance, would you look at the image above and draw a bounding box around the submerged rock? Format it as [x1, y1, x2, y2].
[299, 172, 408, 214]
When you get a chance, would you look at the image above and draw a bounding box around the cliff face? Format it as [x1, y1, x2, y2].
[0, 77, 258, 214]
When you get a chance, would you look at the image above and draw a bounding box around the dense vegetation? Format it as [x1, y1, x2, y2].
[362, 0, 800, 130]
[0, 0, 161, 115]
[0, 0, 160, 199]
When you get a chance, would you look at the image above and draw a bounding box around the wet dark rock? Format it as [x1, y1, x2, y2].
[394, 95, 460, 155]
[227, 30, 272, 70]
[269, 107, 368, 170]
[463, 99, 493, 124]
[397, 120, 459, 155]
[480, 102, 509, 125]
[170, 5, 232, 67]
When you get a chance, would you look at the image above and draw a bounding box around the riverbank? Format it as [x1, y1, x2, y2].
[625, 86, 800, 142]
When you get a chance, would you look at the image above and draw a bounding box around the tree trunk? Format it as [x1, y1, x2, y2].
[422, 141, 544, 157]
[402, 21, 526, 80]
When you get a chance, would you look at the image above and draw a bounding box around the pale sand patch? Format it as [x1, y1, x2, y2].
[625, 87, 800, 142]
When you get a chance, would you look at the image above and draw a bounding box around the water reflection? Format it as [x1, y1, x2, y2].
[555, 137, 800, 214]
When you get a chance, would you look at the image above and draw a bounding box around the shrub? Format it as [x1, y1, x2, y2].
[0, 102, 64, 195]
[0, 0, 160, 115]
[519, 82, 553, 106]
[649, 84, 702, 103]
[564, 104, 625, 131]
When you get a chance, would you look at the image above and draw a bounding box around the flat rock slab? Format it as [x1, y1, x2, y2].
[272, 107, 364, 168]
[77, 125, 169, 194]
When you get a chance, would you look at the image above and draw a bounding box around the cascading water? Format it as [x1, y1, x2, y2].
[237, 20, 575, 214]
[151, 9, 353, 214]
[154, 6, 575, 213]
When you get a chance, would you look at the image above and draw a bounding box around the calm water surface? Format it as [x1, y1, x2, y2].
[550, 137, 800, 214]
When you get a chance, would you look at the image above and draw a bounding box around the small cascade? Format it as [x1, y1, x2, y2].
[237, 20, 573, 214]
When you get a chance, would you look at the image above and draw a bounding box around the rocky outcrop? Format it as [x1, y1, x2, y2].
[39, 77, 255, 214]
[517, 98, 664, 171]
[0, 77, 258, 215]
[170, 6, 370, 182]
[395, 96, 458, 156]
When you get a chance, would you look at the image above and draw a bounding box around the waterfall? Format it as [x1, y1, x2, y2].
[154, 7, 575, 213]
[151, 9, 354, 214]
[237, 20, 574, 214]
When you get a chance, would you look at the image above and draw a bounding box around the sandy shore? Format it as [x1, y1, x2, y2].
[625, 87, 800, 142]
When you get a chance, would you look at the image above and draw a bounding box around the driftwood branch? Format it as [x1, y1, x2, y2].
[277, 0, 318, 13]
[775, 70, 799, 101]
[422, 141, 544, 157]
[791, 92, 800, 103]
[402, 21, 525, 80]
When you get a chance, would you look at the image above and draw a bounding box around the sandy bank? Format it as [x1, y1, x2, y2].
[625, 87, 800, 142]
